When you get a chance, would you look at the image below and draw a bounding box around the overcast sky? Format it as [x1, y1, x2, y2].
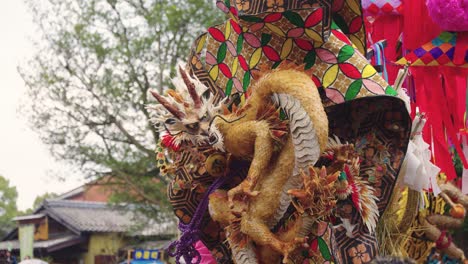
[0, 1, 84, 211]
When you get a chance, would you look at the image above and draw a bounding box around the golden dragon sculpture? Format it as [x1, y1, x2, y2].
[149, 64, 379, 263]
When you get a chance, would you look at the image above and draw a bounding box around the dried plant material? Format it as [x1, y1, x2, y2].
[288, 166, 338, 217]
[153, 67, 328, 263]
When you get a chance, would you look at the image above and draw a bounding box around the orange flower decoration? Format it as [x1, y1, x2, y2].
[266, 0, 284, 12]
[347, 243, 371, 264]
[235, 0, 250, 11]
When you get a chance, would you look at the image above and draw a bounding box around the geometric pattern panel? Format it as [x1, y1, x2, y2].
[203, 14, 392, 104]
[332, 0, 367, 54]
[362, 0, 403, 16]
[219, 0, 367, 54]
[397, 31, 468, 68]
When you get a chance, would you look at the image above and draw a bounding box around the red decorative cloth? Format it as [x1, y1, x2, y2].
[411, 67, 468, 181]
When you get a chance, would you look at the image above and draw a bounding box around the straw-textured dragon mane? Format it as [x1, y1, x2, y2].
[149, 64, 378, 263]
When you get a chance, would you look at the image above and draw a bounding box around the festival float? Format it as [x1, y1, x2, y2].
[147, 0, 468, 263]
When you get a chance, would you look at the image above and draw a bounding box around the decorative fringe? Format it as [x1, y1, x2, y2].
[376, 187, 417, 257]
[396, 189, 420, 235]
[365, 15, 403, 84]
[411, 67, 468, 181]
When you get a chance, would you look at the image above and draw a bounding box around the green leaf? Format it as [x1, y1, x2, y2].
[74, 23, 85, 34]
[304, 50, 317, 69]
[332, 15, 349, 33]
[217, 42, 227, 63]
[283, 11, 305, 27]
[0, 175, 18, 237]
[237, 34, 244, 54]
[331, 20, 339, 30]
[242, 72, 250, 91]
[272, 61, 282, 69]
[345, 79, 363, 100]
[385, 85, 398, 96]
[226, 78, 234, 95]
[338, 45, 354, 63]
[318, 237, 332, 260]
[261, 33, 272, 46]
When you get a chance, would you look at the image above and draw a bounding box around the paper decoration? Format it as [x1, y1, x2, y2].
[397, 31, 468, 181]
[362, 0, 403, 16]
[402, 115, 441, 195]
[397, 32, 468, 67]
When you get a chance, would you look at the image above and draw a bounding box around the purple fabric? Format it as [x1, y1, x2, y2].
[167, 174, 228, 264]
[429, 47, 443, 59]
[413, 47, 427, 58]
[446, 47, 455, 59]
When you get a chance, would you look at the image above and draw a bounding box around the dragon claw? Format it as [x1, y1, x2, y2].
[231, 208, 247, 217]
[228, 182, 260, 206]
[244, 190, 260, 197]
[280, 237, 308, 263]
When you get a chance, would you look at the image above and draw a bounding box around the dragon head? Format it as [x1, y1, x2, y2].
[148, 65, 225, 151]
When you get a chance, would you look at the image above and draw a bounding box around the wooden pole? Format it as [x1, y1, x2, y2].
[127, 249, 133, 264]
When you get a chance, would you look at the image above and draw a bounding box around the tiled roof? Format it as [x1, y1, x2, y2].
[54, 186, 85, 200]
[120, 240, 172, 250]
[41, 200, 177, 236]
[0, 235, 83, 251]
[12, 214, 45, 221]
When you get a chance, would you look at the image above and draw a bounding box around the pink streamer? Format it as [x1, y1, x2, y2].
[193, 241, 216, 264]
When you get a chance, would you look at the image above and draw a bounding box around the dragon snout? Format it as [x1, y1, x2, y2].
[208, 133, 218, 145]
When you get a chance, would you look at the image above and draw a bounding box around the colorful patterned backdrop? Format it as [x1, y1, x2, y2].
[204, 0, 391, 105]
[163, 0, 412, 263]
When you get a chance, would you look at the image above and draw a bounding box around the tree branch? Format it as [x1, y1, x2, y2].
[111, 116, 154, 156]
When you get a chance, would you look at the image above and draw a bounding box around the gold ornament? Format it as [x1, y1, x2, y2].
[205, 153, 227, 177]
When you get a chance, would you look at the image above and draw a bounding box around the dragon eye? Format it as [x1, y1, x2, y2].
[185, 122, 199, 130]
[165, 118, 176, 125]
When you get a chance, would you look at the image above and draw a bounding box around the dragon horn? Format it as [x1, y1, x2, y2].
[150, 90, 185, 119]
[179, 66, 202, 108]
